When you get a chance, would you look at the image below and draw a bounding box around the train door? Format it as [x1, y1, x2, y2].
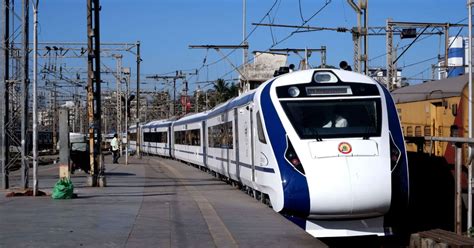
[237, 104, 253, 184]
[250, 107, 255, 182]
[224, 112, 232, 178]
[202, 120, 207, 168]
[234, 108, 240, 181]
[169, 126, 173, 157]
[431, 102, 446, 156]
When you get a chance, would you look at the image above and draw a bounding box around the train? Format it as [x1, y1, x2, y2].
[130, 68, 409, 238]
[391, 74, 468, 165]
[10, 130, 55, 153]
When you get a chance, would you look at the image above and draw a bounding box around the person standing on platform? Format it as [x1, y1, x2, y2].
[111, 134, 120, 164]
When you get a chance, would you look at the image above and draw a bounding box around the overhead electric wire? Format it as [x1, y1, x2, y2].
[271, 0, 332, 47]
[368, 17, 468, 63]
[202, 0, 281, 68]
[217, 0, 332, 80]
[186, 0, 282, 87]
[298, 0, 305, 22]
[405, 26, 465, 80]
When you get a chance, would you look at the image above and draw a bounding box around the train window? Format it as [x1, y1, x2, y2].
[175, 130, 185, 145]
[280, 98, 382, 139]
[174, 129, 200, 146]
[144, 132, 167, 143]
[406, 126, 413, 137]
[424, 126, 432, 148]
[188, 129, 201, 146]
[415, 126, 422, 137]
[452, 104, 458, 116]
[129, 132, 137, 141]
[424, 126, 431, 136]
[160, 132, 168, 143]
[208, 121, 233, 149]
[256, 111, 267, 144]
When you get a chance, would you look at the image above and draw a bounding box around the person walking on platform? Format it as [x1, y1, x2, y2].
[111, 134, 120, 164]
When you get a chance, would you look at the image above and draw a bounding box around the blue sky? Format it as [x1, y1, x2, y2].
[35, 0, 469, 92]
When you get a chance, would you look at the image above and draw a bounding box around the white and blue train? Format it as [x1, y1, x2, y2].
[131, 69, 409, 237]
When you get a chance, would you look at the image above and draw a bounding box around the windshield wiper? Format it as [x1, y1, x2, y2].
[314, 127, 323, 142]
[363, 123, 375, 139]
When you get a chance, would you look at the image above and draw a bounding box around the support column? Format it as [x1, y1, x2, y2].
[21, 0, 29, 189]
[1, 0, 10, 189]
[86, 0, 104, 186]
[455, 144, 462, 235]
[386, 19, 394, 90]
[58, 108, 70, 178]
[93, 0, 104, 186]
[32, 0, 39, 196]
[467, 0, 473, 234]
[136, 41, 141, 158]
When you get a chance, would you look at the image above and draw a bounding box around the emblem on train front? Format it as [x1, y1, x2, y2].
[338, 142, 352, 154]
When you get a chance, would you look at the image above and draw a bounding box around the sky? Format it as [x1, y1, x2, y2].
[28, 0, 471, 93]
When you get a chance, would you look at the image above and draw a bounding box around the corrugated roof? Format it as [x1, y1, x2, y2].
[391, 74, 469, 103]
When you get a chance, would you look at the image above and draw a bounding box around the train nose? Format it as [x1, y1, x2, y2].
[305, 140, 392, 218]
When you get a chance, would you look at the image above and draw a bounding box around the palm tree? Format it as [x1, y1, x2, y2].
[213, 78, 228, 104]
[208, 79, 241, 108]
[227, 83, 239, 99]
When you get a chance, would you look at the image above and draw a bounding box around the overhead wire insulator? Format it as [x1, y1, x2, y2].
[337, 27, 348, 32]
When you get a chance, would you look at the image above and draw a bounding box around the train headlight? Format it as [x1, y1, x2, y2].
[285, 137, 305, 175]
[313, 71, 338, 83]
[288, 86, 300, 97]
[389, 133, 401, 172]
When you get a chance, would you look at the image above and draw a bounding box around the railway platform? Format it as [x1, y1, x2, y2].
[0, 156, 326, 248]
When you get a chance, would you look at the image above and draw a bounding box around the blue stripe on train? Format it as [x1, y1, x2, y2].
[260, 80, 310, 216]
[380, 85, 410, 210]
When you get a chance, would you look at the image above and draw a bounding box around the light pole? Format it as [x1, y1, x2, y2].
[123, 67, 130, 166]
[32, 0, 39, 196]
[467, 0, 473, 234]
[195, 86, 201, 113]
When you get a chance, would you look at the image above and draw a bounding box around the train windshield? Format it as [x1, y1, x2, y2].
[280, 98, 382, 139]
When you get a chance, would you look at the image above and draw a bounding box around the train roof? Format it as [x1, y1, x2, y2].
[271, 68, 379, 88]
[391, 74, 469, 104]
[173, 111, 209, 126]
[173, 89, 257, 126]
[142, 119, 173, 129]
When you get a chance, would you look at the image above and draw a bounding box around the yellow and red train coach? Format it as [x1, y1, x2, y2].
[391, 74, 469, 165]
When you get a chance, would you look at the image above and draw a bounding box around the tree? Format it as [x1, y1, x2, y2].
[227, 83, 239, 99]
[213, 78, 229, 104]
[210, 78, 239, 107]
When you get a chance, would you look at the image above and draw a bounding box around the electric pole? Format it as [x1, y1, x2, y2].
[1, 0, 10, 189]
[146, 73, 185, 117]
[467, 0, 473, 234]
[113, 54, 123, 155]
[124, 67, 130, 166]
[87, 0, 105, 187]
[135, 41, 141, 158]
[242, 0, 249, 91]
[21, 0, 29, 189]
[32, 0, 39, 196]
[177, 70, 197, 115]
